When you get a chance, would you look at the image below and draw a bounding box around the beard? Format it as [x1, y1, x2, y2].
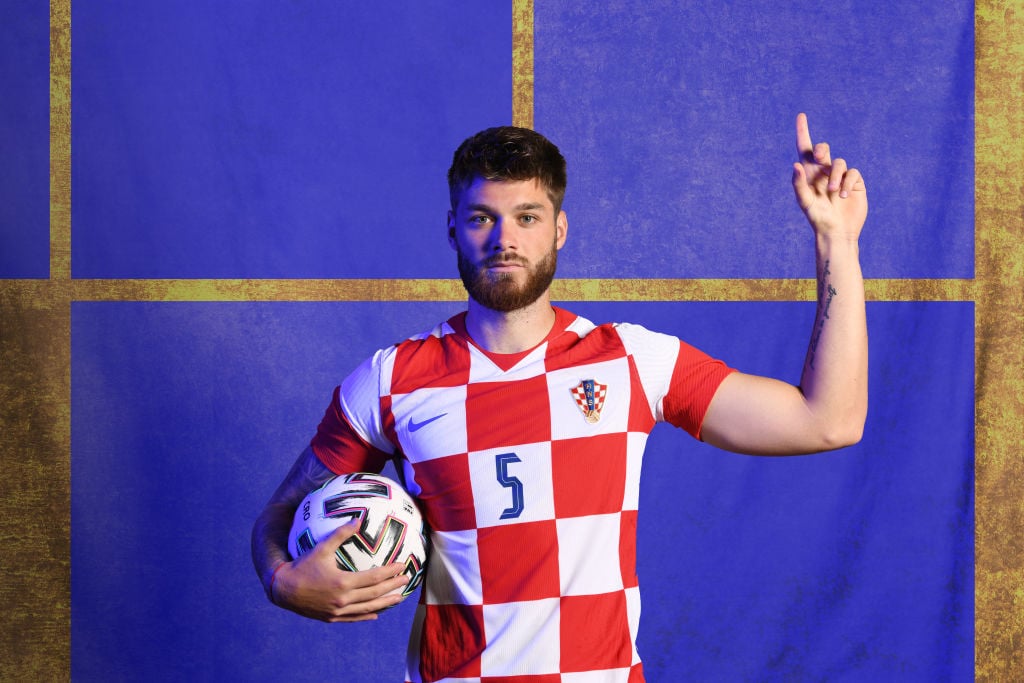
[456, 242, 558, 313]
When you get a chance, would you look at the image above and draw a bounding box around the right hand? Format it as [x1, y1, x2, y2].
[271, 522, 411, 622]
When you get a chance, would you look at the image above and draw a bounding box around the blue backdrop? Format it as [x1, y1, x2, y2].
[3, 1, 978, 680]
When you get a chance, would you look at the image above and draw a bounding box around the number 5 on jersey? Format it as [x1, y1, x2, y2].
[495, 452, 524, 520]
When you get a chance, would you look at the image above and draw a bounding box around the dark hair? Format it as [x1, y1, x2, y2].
[447, 126, 567, 213]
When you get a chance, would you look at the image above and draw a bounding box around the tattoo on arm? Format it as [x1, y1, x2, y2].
[807, 259, 838, 370]
[251, 446, 335, 588]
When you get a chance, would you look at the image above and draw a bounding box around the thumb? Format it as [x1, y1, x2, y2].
[791, 162, 815, 211]
[311, 521, 361, 559]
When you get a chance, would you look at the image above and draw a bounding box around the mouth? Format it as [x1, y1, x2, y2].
[483, 256, 528, 270]
[487, 263, 525, 272]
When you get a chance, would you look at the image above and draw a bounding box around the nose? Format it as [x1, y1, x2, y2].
[487, 217, 517, 252]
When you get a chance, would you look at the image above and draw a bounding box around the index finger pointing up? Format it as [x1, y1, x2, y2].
[796, 112, 814, 163]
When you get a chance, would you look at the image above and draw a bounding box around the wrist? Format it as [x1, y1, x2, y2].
[814, 231, 860, 252]
[265, 561, 287, 605]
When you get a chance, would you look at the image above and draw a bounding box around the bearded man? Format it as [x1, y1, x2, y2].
[252, 117, 868, 681]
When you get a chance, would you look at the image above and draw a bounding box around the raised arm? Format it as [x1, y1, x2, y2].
[250, 445, 409, 621]
[700, 113, 868, 455]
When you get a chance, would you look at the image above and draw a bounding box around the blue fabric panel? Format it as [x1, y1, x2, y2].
[71, 2, 512, 279]
[71, 300, 973, 680]
[0, 2, 50, 278]
[71, 301, 463, 680]
[575, 301, 974, 681]
[536, 1, 974, 279]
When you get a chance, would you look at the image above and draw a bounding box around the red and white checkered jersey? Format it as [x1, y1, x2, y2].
[311, 307, 735, 682]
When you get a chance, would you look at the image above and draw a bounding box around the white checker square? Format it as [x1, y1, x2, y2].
[468, 344, 548, 383]
[391, 384, 468, 462]
[622, 432, 649, 511]
[557, 513, 626, 596]
[468, 441, 555, 528]
[422, 529, 482, 606]
[481, 598, 561, 676]
[614, 323, 681, 421]
[626, 585, 642, 666]
[547, 358, 631, 440]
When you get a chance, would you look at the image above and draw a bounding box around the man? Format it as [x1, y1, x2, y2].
[251, 114, 867, 681]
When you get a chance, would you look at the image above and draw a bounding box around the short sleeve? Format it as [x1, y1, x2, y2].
[309, 349, 396, 474]
[615, 323, 734, 439]
[661, 341, 736, 439]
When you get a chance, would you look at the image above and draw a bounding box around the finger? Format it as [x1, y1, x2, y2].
[791, 163, 814, 210]
[352, 562, 411, 588]
[329, 589, 405, 623]
[313, 521, 361, 556]
[813, 142, 832, 167]
[331, 613, 379, 623]
[337, 577, 409, 608]
[328, 574, 411, 621]
[795, 112, 813, 161]
[839, 167, 865, 198]
[828, 158, 848, 193]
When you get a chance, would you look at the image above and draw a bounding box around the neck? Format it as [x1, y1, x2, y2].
[464, 293, 557, 354]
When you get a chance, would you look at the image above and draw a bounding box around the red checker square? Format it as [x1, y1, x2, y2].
[544, 323, 626, 372]
[619, 509, 639, 589]
[466, 376, 551, 452]
[560, 592, 633, 672]
[477, 521, 560, 604]
[381, 394, 398, 448]
[552, 433, 628, 518]
[391, 333, 471, 395]
[481, 676, 561, 683]
[419, 603, 484, 681]
[412, 454, 477, 532]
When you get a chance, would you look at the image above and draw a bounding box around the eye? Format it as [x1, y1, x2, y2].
[520, 214, 538, 225]
[470, 214, 491, 225]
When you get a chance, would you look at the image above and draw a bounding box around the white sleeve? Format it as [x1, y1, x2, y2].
[337, 347, 394, 453]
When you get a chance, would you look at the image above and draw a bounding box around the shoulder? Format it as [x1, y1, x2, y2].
[378, 314, 474, 395]
[546, 309, 679, 369]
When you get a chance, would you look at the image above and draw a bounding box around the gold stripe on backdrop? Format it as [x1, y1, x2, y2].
[974, 1, 1024, 679]
[512, 0, 534, 129]
[0, 0, 73, 678]
[0, 0, 1018, 678]
[53, 277, 975, 303]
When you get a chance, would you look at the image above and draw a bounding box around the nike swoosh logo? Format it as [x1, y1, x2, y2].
[409, 413, 447, 432]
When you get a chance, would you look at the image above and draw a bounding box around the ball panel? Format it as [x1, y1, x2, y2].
[287, 472, 429, 597]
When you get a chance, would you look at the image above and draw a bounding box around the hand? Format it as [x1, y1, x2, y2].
[271, 523, 411, 623]
[792, 113, 867, 241]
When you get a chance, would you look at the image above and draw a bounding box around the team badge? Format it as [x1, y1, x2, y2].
[571, 379, 607, 424]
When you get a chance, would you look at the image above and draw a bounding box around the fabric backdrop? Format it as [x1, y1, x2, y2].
[1, 1, 991, 681]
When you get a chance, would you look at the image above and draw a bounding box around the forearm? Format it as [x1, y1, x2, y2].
[251, 445, 334, 599]
[799, 234, 868, 446]
[251, 502, 297, 599]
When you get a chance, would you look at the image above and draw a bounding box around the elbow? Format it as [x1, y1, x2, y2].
[817, 412, 866, 451]
[821, 426, 863, 451]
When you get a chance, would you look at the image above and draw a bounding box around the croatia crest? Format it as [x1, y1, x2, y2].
[571, 379, 608, 424]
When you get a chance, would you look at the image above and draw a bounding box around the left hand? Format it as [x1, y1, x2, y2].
[791, 113, 868, 241]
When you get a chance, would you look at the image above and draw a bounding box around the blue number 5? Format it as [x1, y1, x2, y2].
[495, 452, 524, 519]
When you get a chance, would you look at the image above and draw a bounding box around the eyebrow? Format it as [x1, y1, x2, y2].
[466, 202, 547, 213]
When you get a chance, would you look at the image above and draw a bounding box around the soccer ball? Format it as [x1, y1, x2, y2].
[288, 472, 429, 598]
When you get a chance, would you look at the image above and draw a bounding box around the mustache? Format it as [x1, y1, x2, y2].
[481, 254, 530, 268]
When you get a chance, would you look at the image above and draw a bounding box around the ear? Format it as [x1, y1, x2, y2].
[555, 210, 568, 250]
[447, 210, 457, 250]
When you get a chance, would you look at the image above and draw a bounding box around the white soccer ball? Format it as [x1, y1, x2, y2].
[287, 472, 429, 598]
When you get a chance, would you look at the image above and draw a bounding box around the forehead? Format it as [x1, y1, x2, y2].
[455, 177, 555, 213]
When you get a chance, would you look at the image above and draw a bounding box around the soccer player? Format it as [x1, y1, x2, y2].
[251, 114, 867, 680]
